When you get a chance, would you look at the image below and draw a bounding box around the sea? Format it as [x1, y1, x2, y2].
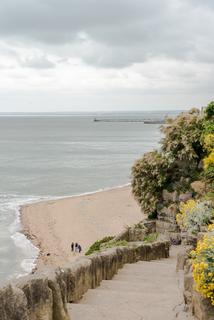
[0, 110, 180, 285]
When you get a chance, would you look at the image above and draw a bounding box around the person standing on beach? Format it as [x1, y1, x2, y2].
[71, 242, 74, 252]
[78, 244, 82, 253]
[75, 243, 79, 254]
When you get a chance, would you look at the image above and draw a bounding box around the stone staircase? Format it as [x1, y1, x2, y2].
[68, 247, 194, 320]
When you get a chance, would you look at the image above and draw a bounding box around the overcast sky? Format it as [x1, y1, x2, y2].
[0, 0, 213, 112]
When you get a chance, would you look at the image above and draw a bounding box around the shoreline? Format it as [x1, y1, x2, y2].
[15, 183, 130, 276]
[20, 184, 143, 273]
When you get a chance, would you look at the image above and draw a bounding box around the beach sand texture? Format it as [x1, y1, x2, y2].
[21, 186, 142, 270]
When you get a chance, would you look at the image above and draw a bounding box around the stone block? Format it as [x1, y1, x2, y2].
[0, 285, 29, 320]
[191, 181, 206, 195]
[179, 192, 193, 202]
[162, 189, 178, 203]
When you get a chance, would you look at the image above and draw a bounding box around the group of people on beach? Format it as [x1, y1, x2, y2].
[71, 242, 82, 254]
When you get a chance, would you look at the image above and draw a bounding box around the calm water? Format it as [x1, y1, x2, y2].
[0, 111, 178, 284]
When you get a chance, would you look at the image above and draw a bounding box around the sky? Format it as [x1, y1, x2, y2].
[0, 0, 214, 112]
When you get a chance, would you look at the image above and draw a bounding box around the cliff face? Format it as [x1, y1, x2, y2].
[0, 241, 169, 320]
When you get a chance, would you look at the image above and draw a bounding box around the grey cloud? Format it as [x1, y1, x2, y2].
[186, 0, 214, 9]
[0, 0, 214, 68]
[21, 56, 55, 69]
[0, 0, 165, 43]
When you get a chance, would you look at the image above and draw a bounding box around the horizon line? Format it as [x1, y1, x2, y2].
[0, 108, 188, 114]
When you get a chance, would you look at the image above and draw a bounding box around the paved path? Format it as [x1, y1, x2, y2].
[68, 246, 193, 320]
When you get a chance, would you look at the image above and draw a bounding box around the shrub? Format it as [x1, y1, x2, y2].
[202, 120, 214, 135]
[132, 151, 170, 216]
[205, 101, 214, 120]
[134, 222, 146, 229]
[132, 109, 204, 217]
[176, 199, 214, 234]
[204, 149, 214, 170]
[161, 108, 204, 161]
[191, 225, 214, 305]
[85, 236, 114, 255]
[203, 149, 214, 182]
[202, 104, 214, 186]
[203, 134, 214, 152]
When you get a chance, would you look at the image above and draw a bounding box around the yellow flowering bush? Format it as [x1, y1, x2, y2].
[203, 149, 214, 182]
[208, 224, 214, 231]
[191, 227, 214, 305]
[176, 199, 213, 234]
[204, 134, 214, 152]
[176, 199, 196, 226]
[204, 149, 214, 170]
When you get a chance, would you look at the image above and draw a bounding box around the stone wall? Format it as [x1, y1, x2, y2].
[0, 241, 170, 320]
[114, 220, 156, 242]
[155, 189, 194, 244]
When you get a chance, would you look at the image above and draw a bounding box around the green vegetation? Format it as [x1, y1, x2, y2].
[132, 108, 205, 217]
[204, 101, 214, 120]
[101, 239, 128, 249]
[132, 102, 214, 306]
[143, 233, 159, 243]
[85, 237, 128, 255]
[85, 236, 114, 255]
[132, 151, 170, 217]
[190, 225, 214, 305]
[202, 115, 214, 185]
[176, 199, 214, 234]
[134, 222, 146, 229]
[161, 108, 204, 161]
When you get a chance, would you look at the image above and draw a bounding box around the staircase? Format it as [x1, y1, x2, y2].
[68, 246, 193, 320]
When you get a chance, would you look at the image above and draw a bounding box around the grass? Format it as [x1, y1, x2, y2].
[101, 240, 128, 249]
[134, 222, 145, 229]
[143, 233, 159, 243]
[85, 236, 114, 255]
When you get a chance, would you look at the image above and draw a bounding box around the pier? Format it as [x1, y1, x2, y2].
[93, 118, 164, 124]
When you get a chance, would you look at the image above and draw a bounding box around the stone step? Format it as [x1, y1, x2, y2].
[68, 246, 193, 320]
[113, 272, 176, 282]
[68, 304, 143, 320]
[126, 259, 175, 266]
[68, 302, 190, 320]
[122, 260, 176, 270]
[96, 279, 179, 293]
[117, 267, 175, 276]
[79, 288, 181, 306]
[114, 262, 176, 278]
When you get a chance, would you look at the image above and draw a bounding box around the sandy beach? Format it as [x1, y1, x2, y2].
[21, 186, 143, 271]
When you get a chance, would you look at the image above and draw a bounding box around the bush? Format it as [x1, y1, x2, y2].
[202, 119, 214, 135]
[132, 109, 204, 216]
[132, 104, 214, 218]
[176, 199, 213, 234]
[203, 134, 214, 152]
[132, 151, 170, 216]
[191, 225, 214, 305]
[161, 108, 204, 161]
[205, 101, 214, 120]
[85, 236, 114, 255]
[204, 149, 214, 170]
